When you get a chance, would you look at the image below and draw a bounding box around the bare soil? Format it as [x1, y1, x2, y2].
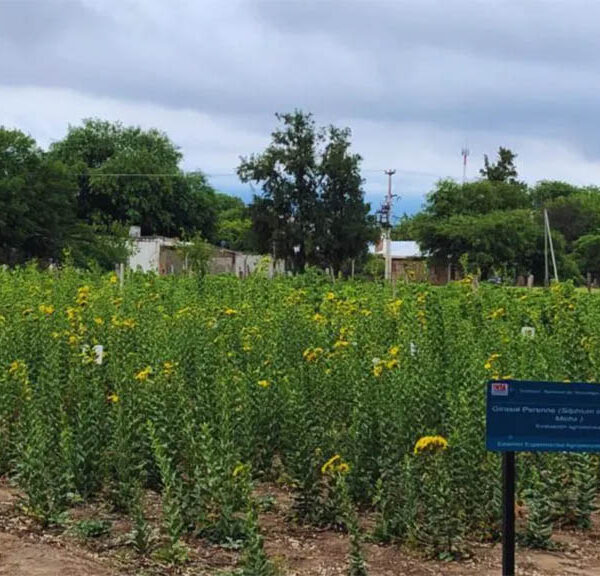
[1, 479, 600, 575]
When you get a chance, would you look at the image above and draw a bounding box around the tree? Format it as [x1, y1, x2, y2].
[316, 126, 377, 273]
[416, 209, 542, 279]
[545, 192, 600, 245]
[424, 178, 530, 219]
[574, 234, 600, 279]
[530, 180, 580, 208]
[238, 111, 375, 273]
[171, 172, 218, 241]
[247, 195, 277, 255]
[480, 147, 519, 183]
[238, 111, 320, 272]
[50, 119, 217, 239]
[211, 193, 254, 251]
[0, 127, 78, 264]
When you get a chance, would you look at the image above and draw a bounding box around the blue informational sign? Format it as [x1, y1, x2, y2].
[486, 379, 600, 452]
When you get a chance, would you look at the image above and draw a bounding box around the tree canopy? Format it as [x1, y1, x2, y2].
[480, 146, 519, 183]
[238, 111, 376, 273]
[403, 148, 600, 282]
[0, 128, 77, 264]
[1, 120, 257, 269]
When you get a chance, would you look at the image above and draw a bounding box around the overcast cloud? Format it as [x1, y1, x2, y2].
[2, 0, 600, 214]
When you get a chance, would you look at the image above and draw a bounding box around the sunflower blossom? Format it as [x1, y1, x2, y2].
[414, 435, 448, 455]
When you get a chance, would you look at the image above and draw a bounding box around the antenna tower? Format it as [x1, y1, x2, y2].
[461, 146, 470, 184]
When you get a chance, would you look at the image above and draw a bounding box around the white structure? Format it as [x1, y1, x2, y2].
[128, 235, 184, 274]
[126, 228, 285, 277]
[369, 239, 426, 282]
[370, 240, 422, 259]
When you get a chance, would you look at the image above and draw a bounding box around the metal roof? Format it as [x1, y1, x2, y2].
[370, 240, 423, 259]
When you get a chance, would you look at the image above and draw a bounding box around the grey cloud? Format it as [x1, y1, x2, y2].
[1, 0, 600, 188]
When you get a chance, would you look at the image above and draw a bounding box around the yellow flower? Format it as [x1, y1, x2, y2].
[258, 379, 270, 388]
[38, 304, 54, 315]
[68, 334, 79, 346]
[489, 307, 505, 320]
[312, 312, 326, 324]
[107, 393, 119, 403]
[321, 454, 350, 475]
[232, 463, 246, 477]
[109, 274, 118, 284]
[163, 361, 177, 376]
[303, 347, 322, 363]
[386, 358, 399, 370]
[8, 360, 23, 374]
[389, 346, 400, 357]
[224, 307, 237, 316]
[414, 435, 448, 455]
[76, 285, 91, 306]
[321, 454, 341, 474]
[94, 317, 104, 325]
[325, 292, 336, 300]
[333, 339, 349, 350]
[135, 366, 152, 381]
[122, 318, 136, 329]
[484, 353, 501, 371]
[387, 299, 404, 315]
[373, 363, 384, 377]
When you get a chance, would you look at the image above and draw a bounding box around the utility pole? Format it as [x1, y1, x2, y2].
[544, 208, 559, 285]
[383, 169, 396, 281]
[461, 146, 470, 184]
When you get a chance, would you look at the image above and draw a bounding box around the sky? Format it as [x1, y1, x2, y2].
[2, 0, 600, 216]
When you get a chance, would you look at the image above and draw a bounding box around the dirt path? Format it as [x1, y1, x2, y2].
[0, 532, 114, 576]
[3, 480, 600, 575]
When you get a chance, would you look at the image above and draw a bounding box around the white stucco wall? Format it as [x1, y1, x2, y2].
[128, 239, 161, 272]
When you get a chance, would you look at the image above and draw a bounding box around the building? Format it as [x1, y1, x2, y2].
[127, 229, 186, 275]
[127, 227, 284, 277]
[371, 238, 427, 282]
[208, 247, 284, 277]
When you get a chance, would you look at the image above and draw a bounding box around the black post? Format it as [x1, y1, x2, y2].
[502, 451, 516, 576]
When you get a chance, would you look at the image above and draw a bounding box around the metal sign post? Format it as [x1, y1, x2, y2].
[502, 452, 515, 576]
[487, 379, 600, 575]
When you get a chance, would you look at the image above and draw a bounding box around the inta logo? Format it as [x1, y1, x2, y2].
[491, 382, 509, 396]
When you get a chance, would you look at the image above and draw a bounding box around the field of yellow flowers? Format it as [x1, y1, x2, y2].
[1, 265, 599, 567]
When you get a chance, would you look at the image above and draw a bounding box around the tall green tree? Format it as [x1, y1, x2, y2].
[238, 111, 320, 272]
[424, 178, 530, 219]
[238, 111, 374, 273]
[50, 119, 217, 239]
[317, 126, 377, 272]
[0, 127, 78, 264]
[545, 192, 600, 245]
[480, 147, 519, 183]
[530, 180, 581, 208]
